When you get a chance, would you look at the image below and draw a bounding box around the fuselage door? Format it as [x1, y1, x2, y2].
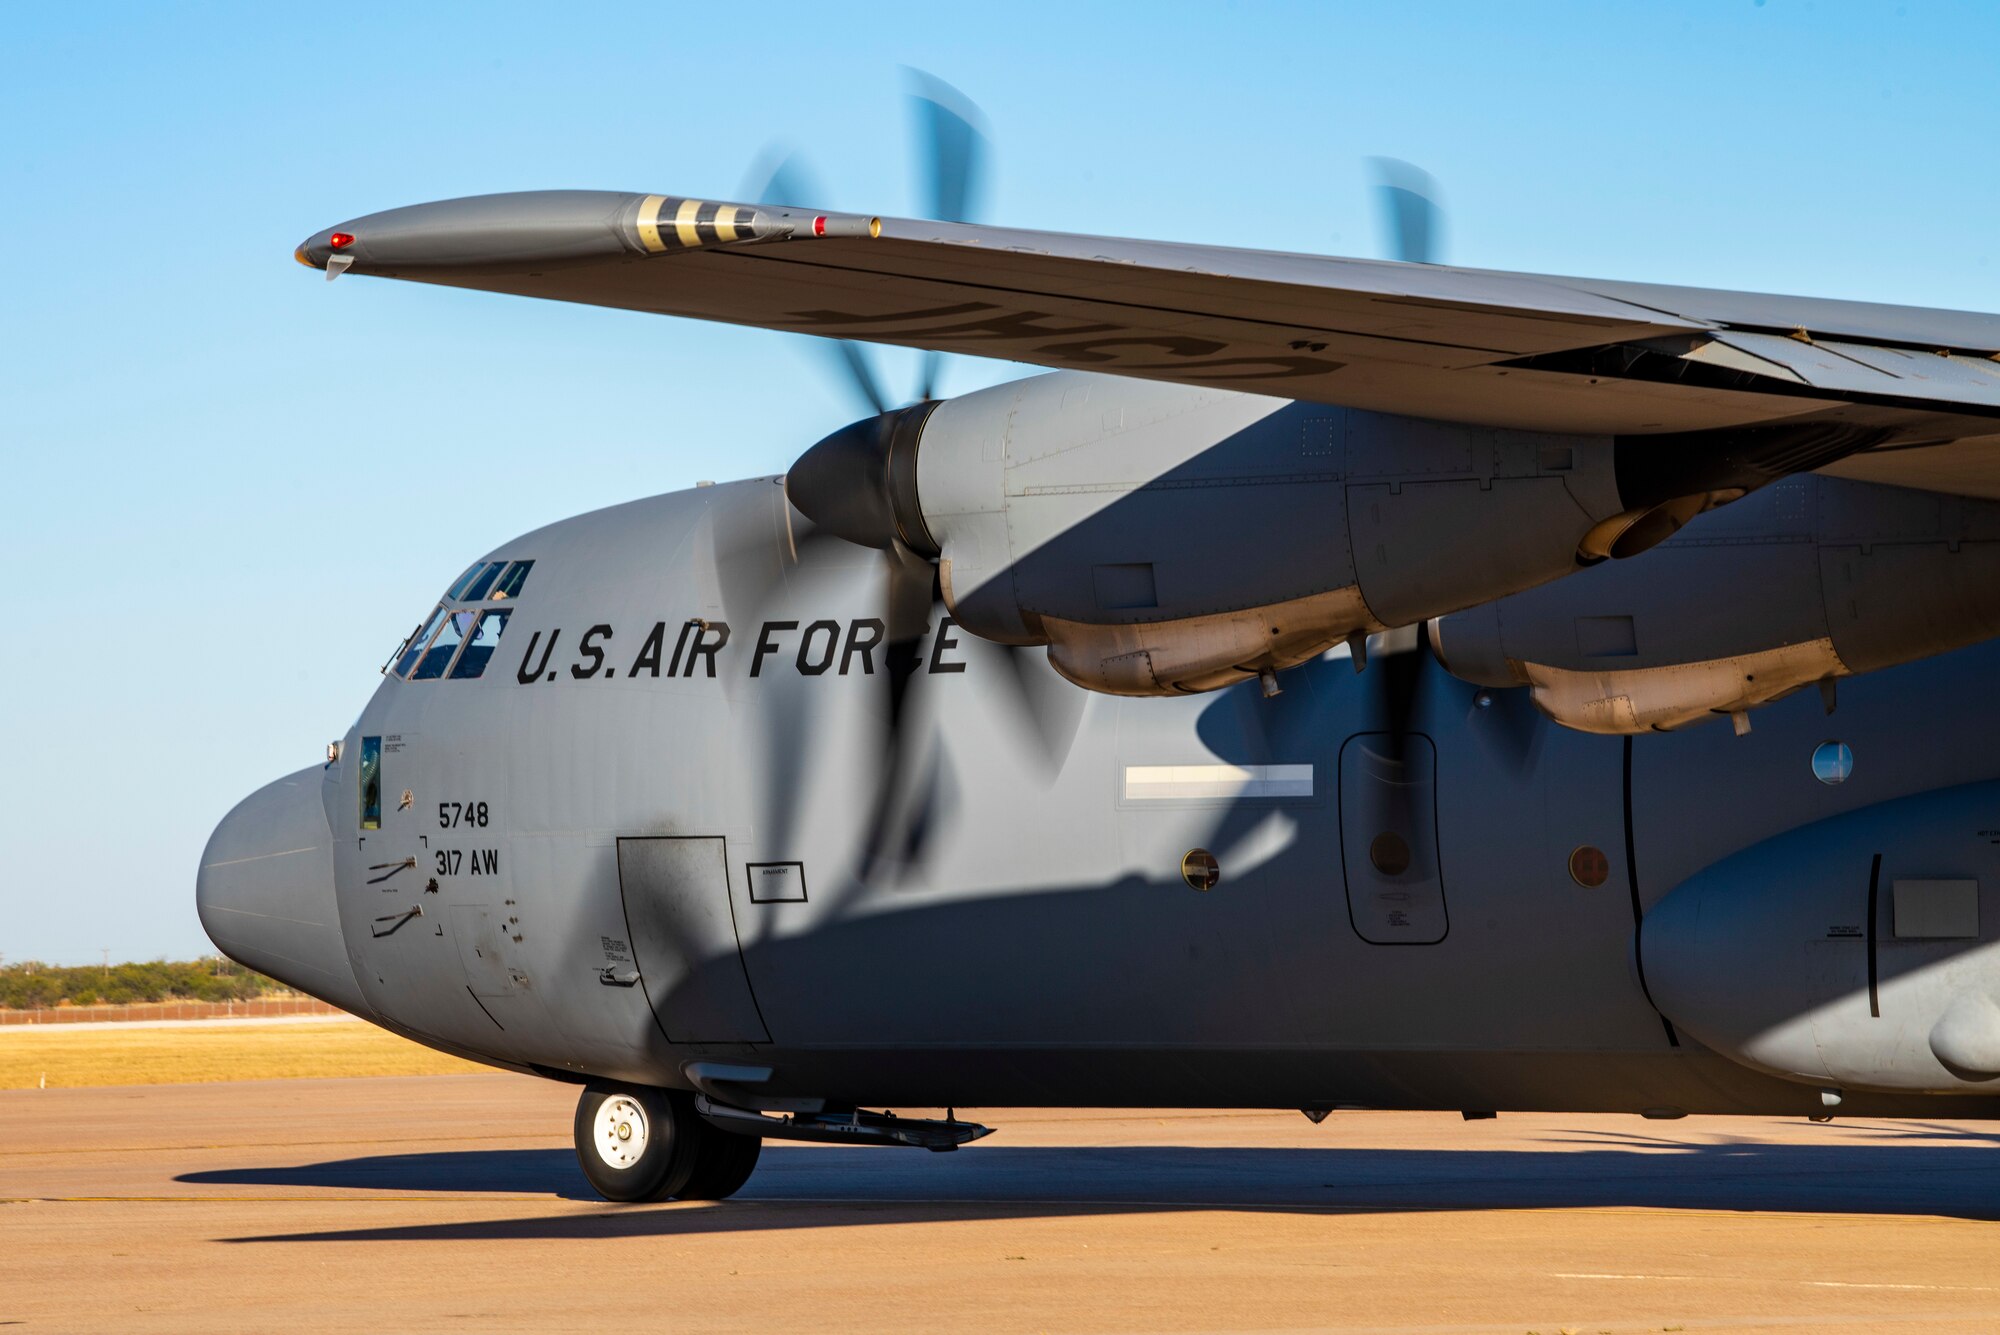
[1339, 733, 1448, 944]
[616, 836, 771, 1044]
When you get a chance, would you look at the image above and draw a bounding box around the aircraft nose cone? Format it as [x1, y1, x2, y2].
[197, 767, 372, 1018]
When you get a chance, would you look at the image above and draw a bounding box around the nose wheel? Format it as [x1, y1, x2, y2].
[572, 1083, 762, 1203]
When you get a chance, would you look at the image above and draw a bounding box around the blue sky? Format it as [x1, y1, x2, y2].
[6, 1, 1999, 964]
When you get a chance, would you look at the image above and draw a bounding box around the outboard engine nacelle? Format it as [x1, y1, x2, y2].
[789, 372, 1637, 695]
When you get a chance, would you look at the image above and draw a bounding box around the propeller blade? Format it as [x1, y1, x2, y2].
[1481, 680, 1547, 776]
[905, 68, 988, 225]
[1353, 625, 1430, 869]
[904, 68, 989, 401]
[726, 515, 937, 872]
[854, 549, 1083, 879]
[735, 523, 850, 859]
[1371, 624, 1429, 764]
[987, 642, 1086, 780]
[1366, 157, 1444, 265]
[830, 343, 894, 417]
[742, 146, 896, 416]
[854, 540, 946, 879]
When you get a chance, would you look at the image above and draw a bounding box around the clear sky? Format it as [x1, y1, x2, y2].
[6, 1, 1999, 964]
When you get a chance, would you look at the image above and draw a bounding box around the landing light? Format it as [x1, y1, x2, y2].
[809, 215, 883, 239]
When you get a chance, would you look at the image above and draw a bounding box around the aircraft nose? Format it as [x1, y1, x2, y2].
[197, 767, 373, 1018]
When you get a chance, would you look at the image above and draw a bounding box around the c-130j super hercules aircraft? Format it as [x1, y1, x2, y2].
[200, 79, 2000, 1203]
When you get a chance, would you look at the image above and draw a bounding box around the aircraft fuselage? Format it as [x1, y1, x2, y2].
[199, 471, 2000, 1122]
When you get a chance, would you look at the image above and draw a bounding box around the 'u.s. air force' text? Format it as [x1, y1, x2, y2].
[514, 618, 970, 684]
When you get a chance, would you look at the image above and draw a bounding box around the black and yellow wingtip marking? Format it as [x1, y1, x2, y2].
[633, 195, 881, 253]
[635, 195, 767, 253]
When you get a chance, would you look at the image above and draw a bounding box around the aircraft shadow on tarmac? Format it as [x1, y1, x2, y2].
[179, 1125, 2000, 1242]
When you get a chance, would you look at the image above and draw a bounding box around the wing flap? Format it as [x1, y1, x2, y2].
[1701, 332, 2000, 412]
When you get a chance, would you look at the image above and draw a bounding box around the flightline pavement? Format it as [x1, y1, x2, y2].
[5, 1074, 2000, 1333]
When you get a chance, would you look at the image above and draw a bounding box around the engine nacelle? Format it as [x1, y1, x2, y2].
[1431, 474, 2000, 732]
[790, 372, 1633, 695]
[1643, 780, 2000, 1092]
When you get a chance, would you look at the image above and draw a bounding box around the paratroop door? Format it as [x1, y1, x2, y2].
[616, 836, 771, 1044]
[1339, 734, 1449, 944]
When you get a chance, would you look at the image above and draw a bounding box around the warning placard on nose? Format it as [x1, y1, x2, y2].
[747, 862, 807, 904]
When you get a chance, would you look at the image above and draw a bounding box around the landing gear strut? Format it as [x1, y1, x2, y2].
[572, 1083, 762, 1203]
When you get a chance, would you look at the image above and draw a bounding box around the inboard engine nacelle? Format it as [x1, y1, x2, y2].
[1430, 474, 2000, 733]
[788, 373, 1640, 695]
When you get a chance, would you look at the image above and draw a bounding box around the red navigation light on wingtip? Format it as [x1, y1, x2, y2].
[329, 232, 355, 251]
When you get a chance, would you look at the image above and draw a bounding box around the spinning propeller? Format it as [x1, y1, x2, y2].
[1360, 158, 1446, 759]
[743, 73, 1073, 882]
[743, 68, 990, 417]
[1364, 162, 1540, 771]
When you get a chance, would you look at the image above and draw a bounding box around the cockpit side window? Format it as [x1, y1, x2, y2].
[410, 609, 476, 680]
[381, 619, 423, 675]
[490, 560, 534, 601]
[359, 736, 382, 830]
[392, 606, 449, 678]
[462, 562, 505, 602]
[447, 609, 512, 678]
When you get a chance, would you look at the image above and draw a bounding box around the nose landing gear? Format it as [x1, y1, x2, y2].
[572, 1083, 762, 1203]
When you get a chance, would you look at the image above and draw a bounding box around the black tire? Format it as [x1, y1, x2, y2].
[677, 1125, 763, 1201]
[573, 1084, 699, 1203]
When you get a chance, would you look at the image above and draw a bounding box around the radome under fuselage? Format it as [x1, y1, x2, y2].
[201, 470, 2000, 1121]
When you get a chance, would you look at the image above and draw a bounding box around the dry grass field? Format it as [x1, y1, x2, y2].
[0, 1019, 485, 1088]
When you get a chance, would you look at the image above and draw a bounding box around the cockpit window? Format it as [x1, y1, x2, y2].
[489, 560, 534, 601]
[410, 609, 476, 681]
[392, 606, 448, 678]
[462, 562, 505, 602]
[391, 557, 536, 682]
[443, 563, 486, 602]
[448, 609, 512, 678]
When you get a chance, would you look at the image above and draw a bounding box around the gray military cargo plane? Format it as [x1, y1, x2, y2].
[198, 89, 2000, 1203]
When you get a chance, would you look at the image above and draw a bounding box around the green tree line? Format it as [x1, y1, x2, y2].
[0, 957, 283, 1009]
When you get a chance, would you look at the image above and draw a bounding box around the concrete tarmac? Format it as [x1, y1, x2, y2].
[5, 1074, 2000, 1334]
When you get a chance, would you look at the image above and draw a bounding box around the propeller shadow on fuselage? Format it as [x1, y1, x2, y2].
[193, 1128, 2000, 1243]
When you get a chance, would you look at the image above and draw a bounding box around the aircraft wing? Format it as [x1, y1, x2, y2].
[298, 190, 2000, 499]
